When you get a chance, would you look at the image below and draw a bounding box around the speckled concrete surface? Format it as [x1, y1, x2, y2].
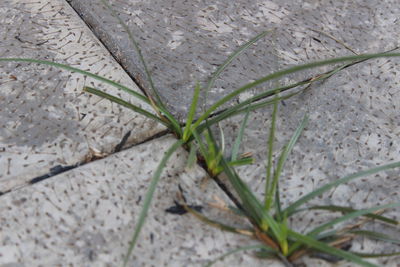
[1, 0, 399, 266]
[68, 0, 400, 119]
[0, 135, 284, 267]
[67, 0, 400, 265]
[0, 0, 164, 192]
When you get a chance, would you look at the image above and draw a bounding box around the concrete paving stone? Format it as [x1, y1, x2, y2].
[68, 0, 400, 264]
[0, 0, 164, 192]
[68, 0, 400, 119]
[0, 0, 398, 266]
[0, 135, 286, 267]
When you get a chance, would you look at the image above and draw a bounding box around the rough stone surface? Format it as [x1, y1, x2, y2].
[0, 0, 164, 192]
[67, 0, 400, 265]
[68, 0, 399, 119]
[1, 0, 399, 266]
[0, 135, 282, 267]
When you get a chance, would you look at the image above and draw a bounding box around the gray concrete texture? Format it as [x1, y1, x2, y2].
[0, 0, 282, 266]
[67, 0, 400, 265]
[1, 135, 279, 266]
[0, 0, 399, 266]
[0, 0, 164, 192]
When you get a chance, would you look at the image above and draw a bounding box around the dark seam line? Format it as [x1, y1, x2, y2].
[0, 128, 172, 198]
[29, 164, 79, 184]
[114, 130, 132, 153]
[66, 1, 153, 101]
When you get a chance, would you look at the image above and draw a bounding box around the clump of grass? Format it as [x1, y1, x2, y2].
[190, 104, 400, 267]
[1, 1, 400, 266]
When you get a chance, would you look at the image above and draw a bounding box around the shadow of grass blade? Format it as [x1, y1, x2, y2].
[83, 86, 169, 127]
[349, 230, 400, 245]
[288, 230, 377, 267]
[307, 202, 400, 238]
[123, 140, 184, 267]
[192, 52, 400, 130]
[283, 161, 400, 216]
[0, 58, 150, 104]
[304, 205, 398, 225]
[204, 31, 269, 107]
[204, 245, 274, 267]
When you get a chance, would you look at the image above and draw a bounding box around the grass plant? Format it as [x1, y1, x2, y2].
[1, 1, 400, 266]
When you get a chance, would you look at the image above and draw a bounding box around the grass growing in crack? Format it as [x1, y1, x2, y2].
[1, 1, 400, 266]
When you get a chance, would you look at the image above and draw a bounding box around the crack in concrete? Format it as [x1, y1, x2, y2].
[0, 128, 171, 197]
[65, 0, 156, 102]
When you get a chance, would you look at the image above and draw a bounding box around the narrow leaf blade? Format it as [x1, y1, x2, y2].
[183, 82, 201, 141]
[231, 109, 251, 161]
[288, 230, 376, 267]
[284, 161, 400, 216]
[123, 140, 184, 266]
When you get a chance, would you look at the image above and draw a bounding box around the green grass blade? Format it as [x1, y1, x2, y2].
[219, 156, 283, 242]
[205, 128, 218, 161]
[99, 0, 162, 106]
[308, 202, 400, 238]
[196, 92, 298, 135]
[186, 143, 198, 169]
[184, 204, 252, 235]
[83, 87, 169, 127]
[0, 58, 182, 134]
[123, 140, 184, 266]
[0, 58, 150, 103]
[264, 94, 279, 209]
[201, 60, 347, 130]
[354, 251, 400, 258]
[231, 109, 251, 161]
[304, 205, 398, 225]
[219, 156, 263, 225]
[274, 184, 283, 222]
[99, 0, 182, 136]
[349, 230, 400, 245]
[208, 60, 352, 125]
[288, 230, 377, 267]
[204, 245, 274, 267]
[204, 31, 269, 105]
[218, 123, 226, 154]
[289, 202, 400, 256]
[192, 52, 400, 130]
[265, 114, 308, 211]
[283, 161, 400, 216]
[229, 157, 254, 167]
[183, 82, 201, 141]
[191, 130, 208, 161]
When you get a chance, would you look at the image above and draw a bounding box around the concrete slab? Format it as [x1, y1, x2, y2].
[68, 0, 400, 119]
[0, 0, 164, 192]
[67, 0, 400, 264]
[0, 135, 284, 267]
[0, 0, 398, 266]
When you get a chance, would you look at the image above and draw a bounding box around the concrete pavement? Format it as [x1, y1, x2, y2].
[1, 0, 399, 266]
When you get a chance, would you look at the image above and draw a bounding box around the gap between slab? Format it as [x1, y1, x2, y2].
[0, 128, 171, 197]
